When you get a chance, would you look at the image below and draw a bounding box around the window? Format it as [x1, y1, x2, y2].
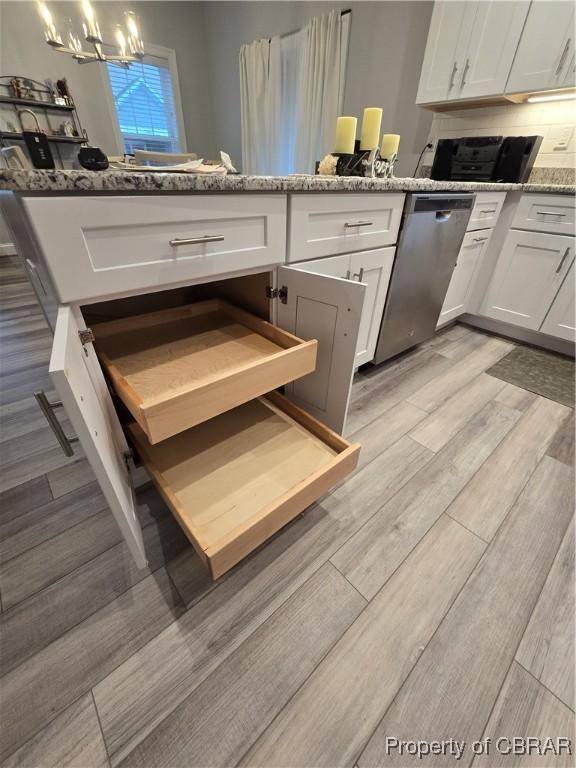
[106, 50, 183, 154]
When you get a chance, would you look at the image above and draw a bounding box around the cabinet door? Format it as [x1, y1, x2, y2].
[50, 306, 147, 568]
[277, 266, 365, 434]
[506, 3, 574, 93]
[540, 261, 576, 341]
[482, 230, 574, 330]
[349, 247, 395, 366]
[416, 1, 470, 104]
[456, 1, 529, 99]
[438, 230, 492, 327]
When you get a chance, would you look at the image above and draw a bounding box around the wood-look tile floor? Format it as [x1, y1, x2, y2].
[0, 252, 574, 768]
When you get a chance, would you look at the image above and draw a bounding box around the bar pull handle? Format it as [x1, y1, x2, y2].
[169, 235, 225, 247]
[556, 247, 570, 275]
[536, 210, 566, 218]
[344, 221, 373, 228]
[448, 61, 458, 90]
[352, 268, 365, 282]
[460, 58, 470, 89]
[555, 38, 571, 76]
[473, 236, 488, 243]
[480, 209, 496, 214]
[345, 270, 351, 280]
[34, 391, 78, 457]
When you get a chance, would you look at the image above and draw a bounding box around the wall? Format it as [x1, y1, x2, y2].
[0, 1, 214, 157]
[422, 99, 576, 172]
[201, 1, 434, 176]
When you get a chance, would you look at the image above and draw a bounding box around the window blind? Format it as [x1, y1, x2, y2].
[107, 58, 181, 154]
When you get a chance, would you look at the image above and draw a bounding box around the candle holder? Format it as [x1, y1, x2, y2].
[318, 149, 398, 179]
[374, 151, 398, 179]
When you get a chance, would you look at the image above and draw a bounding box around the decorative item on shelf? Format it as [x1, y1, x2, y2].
[37, 1, 146, 65]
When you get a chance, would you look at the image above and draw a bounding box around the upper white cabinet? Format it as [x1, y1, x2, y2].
[416, 1, 529, 105]
[416, 2, 470, 104]
[540, 261, 576, 341]
[481, 230, 574, 330]
[455, 1, 530, 100]
[506, 2, 575, 94]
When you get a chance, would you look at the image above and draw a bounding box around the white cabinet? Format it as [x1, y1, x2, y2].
[416, 1, 470, 104]
[512, 194, 576, 237]
[292, 247, 395, 367]
[482, 230, 574, 331]
[416, 1, 529, 104]
[288, 193, 404, 262]
[23, 195, 288, 304]
[506, 2, 575, 93]
[454, 1, 529, 100]
[438, 230, 493, 326]
[540, 262, 576, 341]
[467, 192, 507, 231]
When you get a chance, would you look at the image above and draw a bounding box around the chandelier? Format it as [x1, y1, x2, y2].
[38, 1, 145, 65]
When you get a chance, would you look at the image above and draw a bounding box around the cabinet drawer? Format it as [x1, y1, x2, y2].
[23, 195, 287, 303]
[467, 192, 506, 231]
[512, 194, 576, 235]
[94, 300, 317, 444]
[129, 391, 360, 578]
[288, 193, 404, 262]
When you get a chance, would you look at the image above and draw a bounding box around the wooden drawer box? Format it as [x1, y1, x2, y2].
[129, 391, 360, 578]
[288, 193, 404, 262]
[511, 194, 576, 236]
[467, 191, 506, 231]
[94, 300, 317, 443]
[23, 194, 287, 303]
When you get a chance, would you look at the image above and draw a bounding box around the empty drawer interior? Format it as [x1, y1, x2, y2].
[93, 299, 317, 443]
[128, 391, 360, 578]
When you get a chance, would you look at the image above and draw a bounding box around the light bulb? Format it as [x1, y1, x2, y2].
[526, 91, 576, 103]
[37, 2, 63, 46]
[124, 11, 144, 57]
[81, 0, 101, 43]
[115, 25, 128, 58]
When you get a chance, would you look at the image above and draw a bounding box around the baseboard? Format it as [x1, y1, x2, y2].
[460, 313, 575, 359]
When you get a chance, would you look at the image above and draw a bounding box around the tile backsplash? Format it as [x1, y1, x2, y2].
[422, 99, 576, 173]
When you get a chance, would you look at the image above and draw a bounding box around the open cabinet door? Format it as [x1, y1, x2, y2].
[50, 306, 147, 568]
[277, 265, 365, 434]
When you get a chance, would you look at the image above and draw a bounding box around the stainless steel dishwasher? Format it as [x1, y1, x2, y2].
[373, 193, 474, 365]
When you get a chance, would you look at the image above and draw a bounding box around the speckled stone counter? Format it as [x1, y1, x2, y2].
[0, 169, 574, 195]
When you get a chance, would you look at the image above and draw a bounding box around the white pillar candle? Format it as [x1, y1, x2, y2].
[380, 133, 400, 160]
[334, 116, 357, 154]
[360, 108, 383, 150]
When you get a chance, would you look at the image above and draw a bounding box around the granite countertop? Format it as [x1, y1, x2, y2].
[0, 169, 574, 195]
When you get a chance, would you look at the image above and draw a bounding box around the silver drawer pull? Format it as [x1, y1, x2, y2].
[555, 39, 571, 76]
[473, 237, 488, 243]
[448, 61, 458, 90]
[556, 247, 571, 274]
[169, 235, 225, 246]
[34, 391, 78, 457]
[344, 221, 373, 228]
[536, 210, 566, 218]
[352, 268, 365, 282]
[480, 209, 496, 214]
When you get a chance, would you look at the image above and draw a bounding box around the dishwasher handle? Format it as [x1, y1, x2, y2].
[436, 210, 452, 222]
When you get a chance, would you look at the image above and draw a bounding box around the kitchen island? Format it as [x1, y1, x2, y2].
[0, 169, 573, 578]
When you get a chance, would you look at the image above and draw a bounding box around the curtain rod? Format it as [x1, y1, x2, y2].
[274, 8, 351, 41]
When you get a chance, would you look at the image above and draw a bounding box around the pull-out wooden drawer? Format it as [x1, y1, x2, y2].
[467, 191, 506, 231]
[23, 194, 287, 303]
[288, 193, 404, 262]
[94, 300, 317, 443]
[129, 391, 360, 578]
[511, 194, 575, 236]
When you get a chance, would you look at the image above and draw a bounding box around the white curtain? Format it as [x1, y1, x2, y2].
[240, 10, 345, 176]
[294, 10, 343, 174]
